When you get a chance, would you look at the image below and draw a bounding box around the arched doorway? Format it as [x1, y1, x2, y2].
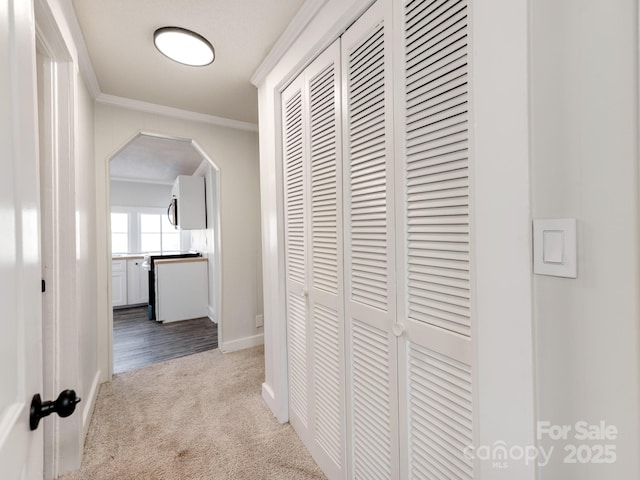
[105, 131, 222, 373]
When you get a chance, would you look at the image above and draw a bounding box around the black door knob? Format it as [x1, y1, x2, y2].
[30, 389, 81, 431]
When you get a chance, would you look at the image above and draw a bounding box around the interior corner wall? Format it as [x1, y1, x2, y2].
[530, 1, 640, 478]
[94, 104, 263, 355]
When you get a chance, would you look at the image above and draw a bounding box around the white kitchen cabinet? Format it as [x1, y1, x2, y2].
[111, 260, 128, 307]
[169, 175, 206, 230]
[155, 257, 208, 322]
[126, 258, 149, 305]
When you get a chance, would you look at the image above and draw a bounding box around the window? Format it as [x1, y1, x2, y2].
[140, 213, 181, 253]
[111, 212, 129, 254]
[111, 209, 185, 254]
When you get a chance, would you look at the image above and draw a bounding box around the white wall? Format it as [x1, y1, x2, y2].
[530, 1, 640, 478]
[95, 103, 263, 367]
[110, 180, 171, 208]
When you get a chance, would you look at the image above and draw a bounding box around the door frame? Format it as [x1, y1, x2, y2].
[100, 131, 223, 379]
[34, 0, 84, 477]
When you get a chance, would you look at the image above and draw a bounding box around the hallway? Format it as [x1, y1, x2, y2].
[60, 346, 324, 480]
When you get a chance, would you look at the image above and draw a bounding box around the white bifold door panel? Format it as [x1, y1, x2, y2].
[395, 0, 474, 478]
[281, 0, 476, 478]
[341, 1, 399, 479]
[282, 41, 346, 479]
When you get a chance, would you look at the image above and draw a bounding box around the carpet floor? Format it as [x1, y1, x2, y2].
[59, 346, 326, 480]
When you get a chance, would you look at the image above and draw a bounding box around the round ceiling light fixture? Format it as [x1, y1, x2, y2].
[153, 27, 215, 67]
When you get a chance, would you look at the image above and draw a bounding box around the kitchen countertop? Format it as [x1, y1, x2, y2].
[111, 254, 145, 260]
[154, 257, 207, 265]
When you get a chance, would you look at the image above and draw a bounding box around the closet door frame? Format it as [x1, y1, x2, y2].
[257, 1, 535, 478]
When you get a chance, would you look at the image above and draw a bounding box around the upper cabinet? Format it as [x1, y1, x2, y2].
[168, 175, 206, 230]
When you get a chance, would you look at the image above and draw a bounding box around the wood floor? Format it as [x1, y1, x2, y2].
[113, 306, 218, 374]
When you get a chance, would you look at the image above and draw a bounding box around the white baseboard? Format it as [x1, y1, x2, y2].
[220, 333, 264, 353]
[82, 371, 102, 439]
[208, 305, 217, 324]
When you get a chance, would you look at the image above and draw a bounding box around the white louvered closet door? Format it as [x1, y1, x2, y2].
[282, 75, 311, 440]
[341, 1, 399, 479]
[306, 42, 346, 479]
[283, 42, 346, 479]
[395, 1, 475, 479]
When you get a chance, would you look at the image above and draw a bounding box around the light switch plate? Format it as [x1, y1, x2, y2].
[533, 218, 577, 278]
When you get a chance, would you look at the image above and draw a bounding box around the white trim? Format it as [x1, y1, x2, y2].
[471, 0, 536, 477]
[207, 305, 217, 324]
[250, 0, 327, 87]
[220, 334, 264, 353]
[187, 141, 223, 349]
[193, 159, 210, 177]
[96, 93, 258, 132]
[81, 371, 101, 439]
[261, 383, 287, 423]
[34, 2, 85, 476]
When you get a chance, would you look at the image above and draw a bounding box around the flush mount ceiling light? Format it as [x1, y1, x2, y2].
[153, 27, 215, 67]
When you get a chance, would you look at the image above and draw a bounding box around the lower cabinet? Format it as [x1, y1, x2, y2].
[112, 258, 149, 307]
[127, 258, 149, 305]
[111, 260, 128, 307]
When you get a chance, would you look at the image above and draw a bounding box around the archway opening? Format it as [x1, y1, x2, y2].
[106, 132, 222, 373]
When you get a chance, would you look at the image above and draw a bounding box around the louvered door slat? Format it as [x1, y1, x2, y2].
[351, 321, 393, 480]
[396, 1, 475, 479]
[313, 304, 342, 467]
[404, 0, 471, 339]
[287, 292, 308, 425]
[284, 89, 306, 287]
[408, 344, 473, 480]
[310, 61, 339, 298]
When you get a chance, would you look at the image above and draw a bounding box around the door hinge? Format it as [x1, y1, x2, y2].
[41, 279, 46, 293]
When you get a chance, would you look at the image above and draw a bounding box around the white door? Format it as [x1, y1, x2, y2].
[282, 73, 311, 441]
[341, 1, 399, 478]
[0, 0, 45, 478]
[283, 41, 346, 479]
[395, 1, 475, 478]
[305, 42, 345, 479]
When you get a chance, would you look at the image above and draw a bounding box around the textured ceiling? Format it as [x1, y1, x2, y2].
[110, 134, 204, 184]
[72, 0, 305, 124]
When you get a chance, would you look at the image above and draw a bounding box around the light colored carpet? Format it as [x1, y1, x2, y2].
[59, 346, 326, 480]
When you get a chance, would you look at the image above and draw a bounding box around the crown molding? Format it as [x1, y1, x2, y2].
[250, 0, 327, 87]
[58, 0, 101, 97]
[96, 93, 259, 132]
